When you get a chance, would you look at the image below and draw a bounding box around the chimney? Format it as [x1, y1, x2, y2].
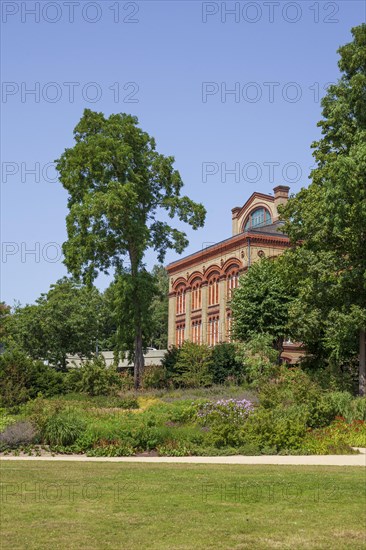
[273, 185, 290, 215]
[231, 206, 240, 236]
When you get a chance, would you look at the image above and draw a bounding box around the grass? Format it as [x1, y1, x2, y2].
[55, 385, 258, 404]
[1, 462, 365, 549]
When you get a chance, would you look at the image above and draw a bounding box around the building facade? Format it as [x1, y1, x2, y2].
[166, 185, 303, 363]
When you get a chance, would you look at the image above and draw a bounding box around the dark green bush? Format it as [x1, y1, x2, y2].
[234, 334, 279, 387]
[161, 346, 182, 383]
[259, 367, 321, 409]
[66, 356, 122, 396]
[209, 343, 243, 384]
[43, 410, 86, 447]
[172, 342, 213, 388]
[258, 368, 363, 429]
[0, 351, 65, 408]
[301, 357, 358, 394]
[245, 405, 309, 453]
[142, 364, 167, 389]
[319, 392, 366, 422]
[117, 397, 139, 409]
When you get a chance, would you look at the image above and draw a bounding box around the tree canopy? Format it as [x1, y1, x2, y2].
[56, 110, 206, 387]
[231, 258, 294, 359]
[280, 24, 366, 394]
[6, 278, 110, 369]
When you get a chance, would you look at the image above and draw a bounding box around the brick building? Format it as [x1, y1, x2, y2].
[166, 185, 303, 363]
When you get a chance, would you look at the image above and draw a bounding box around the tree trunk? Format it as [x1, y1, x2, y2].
[134, 324, 144, 390]
[129, 252, 145, 390]
[275, 337, 284, 365]
[359, 328, 366, 396]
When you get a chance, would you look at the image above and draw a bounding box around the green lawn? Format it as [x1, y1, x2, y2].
[1, 462, 365, 549]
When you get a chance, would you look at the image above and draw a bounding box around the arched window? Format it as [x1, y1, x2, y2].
[176, 286, 186, 315]
[208, 276, 219, 306]
[208, 315, 220, 346]
[227, 269, 239, 300]
[191, 280, 202, 311]
[192, 319, 202, 344]
[244, 207, 271, 230]
[176, 323, 185, 347]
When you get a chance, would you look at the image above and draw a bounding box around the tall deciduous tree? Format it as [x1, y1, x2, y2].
[231, 258, 294, 360]
[56, 110, 206, 388]
[280, 25, 366, 394]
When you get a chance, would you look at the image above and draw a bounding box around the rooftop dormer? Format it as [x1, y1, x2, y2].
[231, 186, 290, 236]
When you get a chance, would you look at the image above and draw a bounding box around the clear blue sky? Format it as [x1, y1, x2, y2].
[1, 0, 365, 305]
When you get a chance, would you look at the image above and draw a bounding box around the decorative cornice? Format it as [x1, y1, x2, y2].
[167, 232, 289, 274]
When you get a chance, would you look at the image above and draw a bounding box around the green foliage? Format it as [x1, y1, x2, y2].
[301, 356, 358, 394]
[56, 109, 206, 387]
[0, 351, 65, 409]
[142, 365, 167, 389]
[245, 405, 309, 453]
[209, 343, 243, 384]
[6, 278, 111, 369]
[302, 418, 366, 454]
[235, 334, 279, 387]
[0, 409, 16, 432]
[319, 392, 366, 423]
[118, 370, 134, 391]
[43, 411, 87, 447]
[5, 370, 365, 456]
[231, 258, 294, 355]
[107, 269, 157, 365]
[85, 443, 135, 457]
[161, 346, 182, 382]
[66, 356, 122, 396]
[149, 265, 169, 350]
[116, 397, 139, 409]
[280, 25, 366, 392]
[0, 302, 11, 348]
[196, 398, 254, 448]
[258, 367, 339, 429]
[173, 342, 213, 388]
[259, 367, 321, 409]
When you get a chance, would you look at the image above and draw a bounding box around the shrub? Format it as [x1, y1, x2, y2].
[43, 410, 87, 447]
[0, 408, 16, 432]
[301, 417, 366, 454]
[142, 364, 167, 389]
[0, 420, 37, 450]
[67, 356, 122, 396]
[195, 398, 255, 448]
[320, 392, 366, 422]
[348, 397, 366, 421]
[302, 358, 358, 394]
[259, 367, 343, 429]
[116, 397, 139, 409]
[0, 351, 65, 408]
[119, 370, 134, 390]
[259, 367, 321, 409]
[157, 441, 193, 456]
[197, 399, 254, 425]
[161, 346, 182, 383]
[235, 335, 279, 387]
[209, 343, 243, 384]
[86, 444, 134, 457]
[173, 342, 213, 388]
[245, 405, 309, 453]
